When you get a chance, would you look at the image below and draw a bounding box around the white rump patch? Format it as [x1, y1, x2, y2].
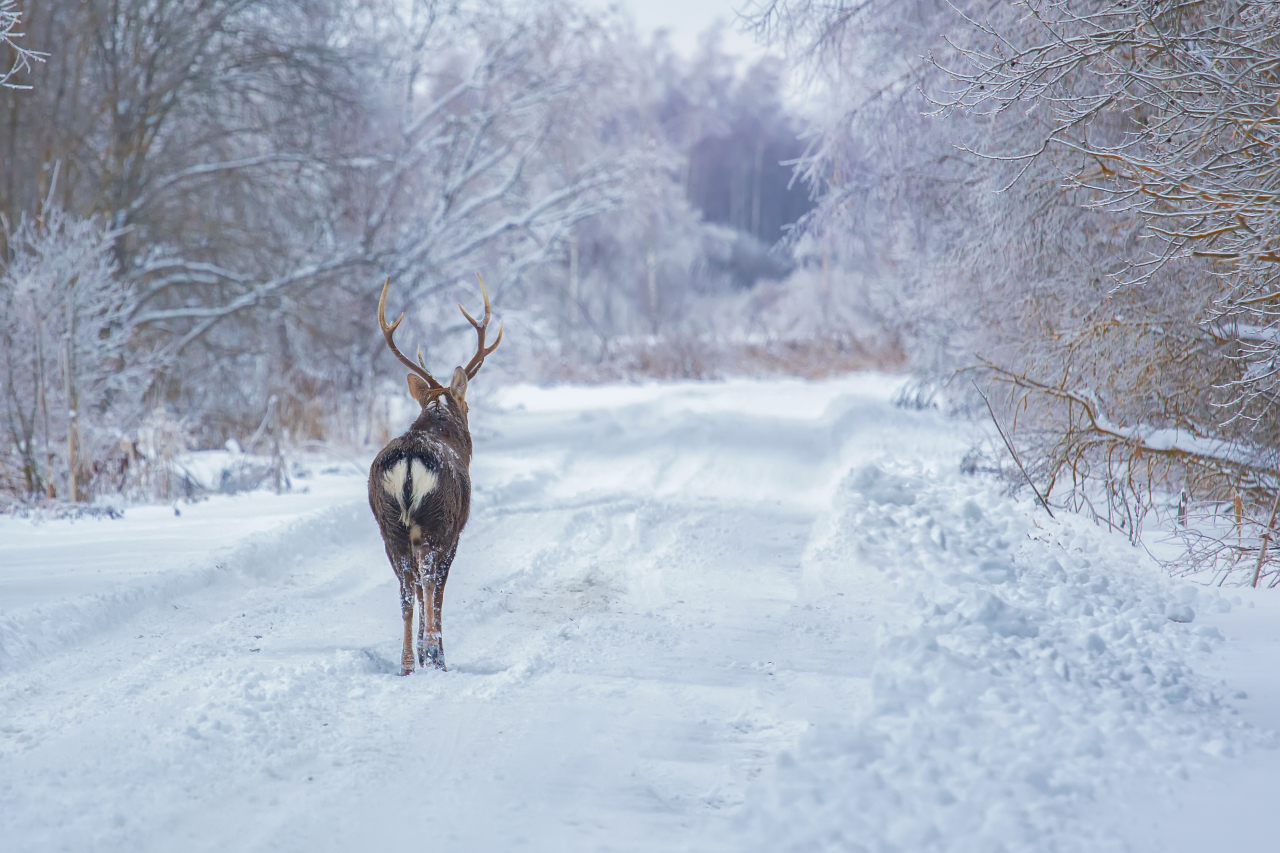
[382, 457, 437, 528]
[381, 459, 408, 518]
[408, 458, 438, 521]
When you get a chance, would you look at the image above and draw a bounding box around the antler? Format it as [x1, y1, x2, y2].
[459, 274, 504, 380]
[378, 278, 446, 393]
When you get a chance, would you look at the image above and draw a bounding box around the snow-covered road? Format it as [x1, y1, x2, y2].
[2, 376, 1276, 852]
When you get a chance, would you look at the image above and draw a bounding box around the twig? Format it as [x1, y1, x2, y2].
[241, 396, 277, 457]
[972, 381, 1055, 519]
[1251, 489, 1280, 588]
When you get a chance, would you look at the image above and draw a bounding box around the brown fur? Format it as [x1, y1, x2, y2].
[368, 370, 473, 674]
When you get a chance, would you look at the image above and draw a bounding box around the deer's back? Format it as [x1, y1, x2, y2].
[368, 431, 471, 556]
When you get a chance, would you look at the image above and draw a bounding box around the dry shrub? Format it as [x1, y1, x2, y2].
[732, 335, 906, 378]
[532, 330, 903, 383]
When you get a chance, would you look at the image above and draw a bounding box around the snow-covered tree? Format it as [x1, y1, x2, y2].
[933, 0, 1280, 576]
[1, 0, 826, 501]
[1, 206, 139, 500]
[755, 0, 1280, 579]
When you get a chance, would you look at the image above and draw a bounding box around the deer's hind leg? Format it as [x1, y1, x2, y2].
[397, 563, 417, 676]
[425, 545, 456, 671]
[418, 548, 448, 670]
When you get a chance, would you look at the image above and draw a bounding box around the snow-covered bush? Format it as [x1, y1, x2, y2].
[0, 207, 141, 502]
[121, 407, 195, 501]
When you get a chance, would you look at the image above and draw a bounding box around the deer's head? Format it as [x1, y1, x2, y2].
[377, 275, 502, 430]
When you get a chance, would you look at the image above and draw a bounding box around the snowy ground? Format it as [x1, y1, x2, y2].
[1, 375, 1277, 852]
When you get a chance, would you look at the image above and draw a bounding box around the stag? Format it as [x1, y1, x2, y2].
[368, 276, 501, 674]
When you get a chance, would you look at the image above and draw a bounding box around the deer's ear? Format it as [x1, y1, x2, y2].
[448, 366, 468, 405]
[407, 374, 433, 405]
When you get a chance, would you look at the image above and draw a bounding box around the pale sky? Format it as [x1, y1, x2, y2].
[596, 0, 774, 60]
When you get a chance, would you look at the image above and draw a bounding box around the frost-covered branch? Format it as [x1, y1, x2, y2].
[934, 1, 1280, 411]
[0, 0, 45, 88]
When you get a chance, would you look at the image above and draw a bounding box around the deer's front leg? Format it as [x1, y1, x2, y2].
[420, 581, 444, 670]
[416, 580, 428, 667]
[428, 580, 447, 671]
[398, 569, 416, 676]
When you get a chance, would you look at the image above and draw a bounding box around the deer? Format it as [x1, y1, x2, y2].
[368, 275, 501, 675]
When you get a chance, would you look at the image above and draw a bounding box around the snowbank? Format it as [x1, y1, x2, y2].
[740, 461, 1266, 852]
[0, 471, 368, 674]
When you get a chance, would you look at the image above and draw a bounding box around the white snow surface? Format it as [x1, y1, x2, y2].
[1, 375, 1276, 852]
